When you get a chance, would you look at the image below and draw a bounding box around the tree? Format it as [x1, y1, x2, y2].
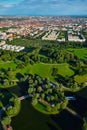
[3, 79, 9, 86]
[47, 88, 52, 93]
[34, 93, 40, 99]
[51, 106, 58, 114]
[47, 96, 50, 102]
[28, 87, 34, 94]
[45, 78, 50, 84]
[50, 96, 55, 101]
[60, 102, 67, 109]
[41, 93, 45, 99]
[32, 98, 38, 106]
[52, 68, 58, 76]
[37, 86, 42, 93]
[46, 106, 52, 112]
[73, 82, 78, 89]
[28, 79, 33, 84]
[45, 84, 50, 89]
[7, 69, 14, 79]
[0, 72, 4, 77]
[56, 103, 60, 109]
[6, 106, 13, 116]
[1, 116, 11, 126]
[30, 60, 34, 65]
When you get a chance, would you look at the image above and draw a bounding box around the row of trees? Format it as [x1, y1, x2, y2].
[56, 73, 87, 90]
[1, 38, 87, 67]
[0, 37, 86, 65]
[40, 47, 79, 65]
[0, 68, 17, 88]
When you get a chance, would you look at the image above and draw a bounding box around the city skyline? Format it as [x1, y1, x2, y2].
[0, 0, 87, 16]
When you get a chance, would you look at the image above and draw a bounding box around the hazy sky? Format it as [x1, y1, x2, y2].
[0, 0, 87, 16]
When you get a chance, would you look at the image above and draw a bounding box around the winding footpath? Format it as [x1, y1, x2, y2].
[65, 107, 82, 120]
[18, 95, 31, 101]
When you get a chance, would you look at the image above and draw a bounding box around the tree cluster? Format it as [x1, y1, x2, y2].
[21, 74, 68, 113]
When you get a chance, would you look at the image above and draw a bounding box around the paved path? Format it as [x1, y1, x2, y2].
[18, 94, 31, 101]
[0, 61, 13, 64]
[66, 107, 82, 120]
[41, 63, 67, 66]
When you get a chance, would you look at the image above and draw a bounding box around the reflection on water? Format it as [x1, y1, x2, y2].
[7, 85, 21, 96]
[11, 99, 82, 130]
[8, 86, 84, 130]
[11, 100, 60, 130]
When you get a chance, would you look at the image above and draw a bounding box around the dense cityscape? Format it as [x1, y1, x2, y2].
[0, 16, 87, 51]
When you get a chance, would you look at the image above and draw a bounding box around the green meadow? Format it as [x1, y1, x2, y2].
[0, 61, 74, 82]
[75, 75, 87, 84]
[67, 48, 87, 60]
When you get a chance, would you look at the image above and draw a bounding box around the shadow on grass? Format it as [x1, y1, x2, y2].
[16, 73, 24, 80]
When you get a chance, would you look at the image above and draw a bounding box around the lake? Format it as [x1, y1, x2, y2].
[8, 86, 83, 130]
[11, 99, 82, 130]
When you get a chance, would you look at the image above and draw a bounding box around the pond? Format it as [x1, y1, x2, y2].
[11, 99, 61, 130]
[8, 86, 83, 130]
[11, 99, 82, 130]
[65, 89, 87, 116]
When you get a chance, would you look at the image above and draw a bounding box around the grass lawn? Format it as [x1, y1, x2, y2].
[0, 61, 16, 69]
[0, 61, 74, 82]
[17, 63, 74, 82]
[74, 74, 87, 84]
[33, 102, 51, 114]
[12, 100, 62, 130]
[67, 48, 87, 60]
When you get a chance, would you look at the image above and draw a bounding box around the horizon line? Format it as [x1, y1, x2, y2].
[0, 14, 87, 17]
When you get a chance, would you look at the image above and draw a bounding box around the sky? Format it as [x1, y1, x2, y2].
[0, 0, 87, 16]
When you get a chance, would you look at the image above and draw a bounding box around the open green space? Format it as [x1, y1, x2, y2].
[74, 74, 87, 84]
[33, 102, 50, 114]
[0, 61, 74, 83]
[67, 48, 87, 60]
[27, 63, 74, 80]
[0, 61, 16, 69]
